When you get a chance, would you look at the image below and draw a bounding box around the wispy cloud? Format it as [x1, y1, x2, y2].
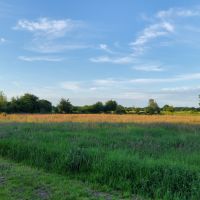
[161, 86, 200, 93]
[130, 22, 174, 56]
[94, 6, 200, 62]
[133, 64, 164, 72]
[29, 43, 90, 53]
[91, 9, 178, 63]
[18, 56, 64, 62]
[131, 22, 174, 47]
[14, 17, 88, 54]
[93, 79, 118, 86]
[60, 81, 80, 91]
[91, 72, 200, 86]
[130, 73, 200, 84]
[99, 44, 115, 54]
[0, 37, 6, 43]
[58, 72, 200, 92]
[14, 17, 83, 39]
[90, 55, 135, 64]
[157, 7, 200, 19]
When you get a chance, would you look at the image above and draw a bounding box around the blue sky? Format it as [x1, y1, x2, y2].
[0, 0, 200, 106]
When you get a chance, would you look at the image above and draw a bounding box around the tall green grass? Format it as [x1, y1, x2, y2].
[0, 122, 200, 199]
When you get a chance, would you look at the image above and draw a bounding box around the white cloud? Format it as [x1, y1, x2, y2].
[15, 18, 82, 39]
[92, 73, 200, 86]
[88, 86, 108, 91]
[130, 73, 200, 84]
[99, 44, 114, 54]
[94, 79, 118, 86]
[91, 10, 176, 62]
[130, 22, 174, 55]
[129, 6, 200, 58]
[157, 7, 200, 19]
[178, 73, 200, 80]
[123, 92, 148, 99]
[133, 65, 164, 72]
[90, 55, 134, 64]
[14, 17, 89, 54]
[161, 86, 200, 93]
[29, 43, 89, 53]
[18, 56, 64, 62]
[0, 37, 6, 43]
[60, 82, 80, 91]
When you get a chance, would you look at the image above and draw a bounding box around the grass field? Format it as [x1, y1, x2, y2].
[0, 117, 200, 200]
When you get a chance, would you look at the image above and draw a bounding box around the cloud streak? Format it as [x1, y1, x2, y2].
[90, 55, 135, 64]
[99, 44, 116, 54]
[59, 72, 200, 92]
[130, 22, 174, 56]
[60, 81, 80, 90]
[18, 56, 64, 62]
[133, 64, 164, 72]
[29, 43, 90, 53]
[157, 7, 200, 19]
[15, 17, 83, 39]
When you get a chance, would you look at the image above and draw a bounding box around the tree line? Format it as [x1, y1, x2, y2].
[0, 91, 199, 114]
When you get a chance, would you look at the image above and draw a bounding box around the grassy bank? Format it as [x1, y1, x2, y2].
[0, 122, 200, 199]
[0, 157, 129, 200]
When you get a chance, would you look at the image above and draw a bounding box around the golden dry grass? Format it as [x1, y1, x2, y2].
[0, 113, 200, 124]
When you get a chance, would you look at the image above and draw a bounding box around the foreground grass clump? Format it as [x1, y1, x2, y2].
[0, 122, 200, 199]
[0, 157, 126, 200]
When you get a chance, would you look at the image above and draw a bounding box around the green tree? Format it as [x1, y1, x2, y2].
[145, 99, 160, 114]
[162, 104, 175, 113]
[7, 97, 21, 113]
[38, 99, 52, 113]
[91, 102, 104, 113]
[104, 100, 118, 113]
[52, 106, 59, 113]
[116, 105, 126, 114]
[19, 93, 39, 113]
[199, 95, 200, 107]
[57, 98, 73, 113]
[0, 91, 7, 113]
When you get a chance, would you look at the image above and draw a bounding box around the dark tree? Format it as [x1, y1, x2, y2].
[199, 95, 200, 107]
[52, 106, 59, 113]
[104, 100, 118, 113]
[6, 97, 20, 113]
[38, 99, 52, 113]
[116, 105, 126, 114]
[57, 98, 73, 113]
[91, 102, 104, 113]
[18, 93, 40, 113]
[145, 99, 160, 114]
[0, 91, 7, 113]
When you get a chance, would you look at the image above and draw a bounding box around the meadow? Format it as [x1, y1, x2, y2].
[0, 114, 200, 200]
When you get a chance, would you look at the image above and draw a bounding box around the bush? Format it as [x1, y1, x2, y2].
[116, 105, 126, 114]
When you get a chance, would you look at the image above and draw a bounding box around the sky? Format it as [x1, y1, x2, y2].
[0, 0, 200, 107]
